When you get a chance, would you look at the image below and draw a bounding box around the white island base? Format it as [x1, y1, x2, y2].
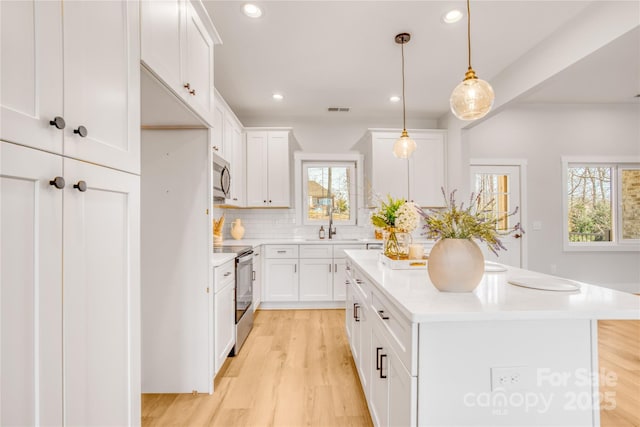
[344, 250, 639, 427]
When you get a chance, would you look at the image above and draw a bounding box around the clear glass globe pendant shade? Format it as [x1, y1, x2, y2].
[450, 68, 495, 120]
[393, 130, 417, 159]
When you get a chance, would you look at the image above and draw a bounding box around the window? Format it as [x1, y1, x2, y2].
[302, 162, 356, 225]
[562, 157, 640, 251]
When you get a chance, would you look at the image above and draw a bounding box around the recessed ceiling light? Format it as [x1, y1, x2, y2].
[272, 93, 284, 101]
[243, 3, 262, 18]
[390, 96, 401, 103]
[442, 9, 463, 24]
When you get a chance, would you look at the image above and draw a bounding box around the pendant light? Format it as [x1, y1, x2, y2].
[392, 33, 416, 159]
[450, 0, 495, 120]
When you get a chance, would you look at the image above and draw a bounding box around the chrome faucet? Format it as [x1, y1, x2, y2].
[328, 204, 337, 239]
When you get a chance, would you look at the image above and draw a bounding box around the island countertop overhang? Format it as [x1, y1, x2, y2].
[345, 250, 640, 323]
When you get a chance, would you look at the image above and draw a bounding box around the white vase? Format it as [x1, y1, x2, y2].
[427, 238, 484, 292]
[230, 219, 245, 240]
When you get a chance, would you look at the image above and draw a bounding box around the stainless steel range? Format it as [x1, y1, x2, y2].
[213, 245, 254, 355]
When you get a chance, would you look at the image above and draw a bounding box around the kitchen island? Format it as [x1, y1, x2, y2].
[344, 250, 639, 427]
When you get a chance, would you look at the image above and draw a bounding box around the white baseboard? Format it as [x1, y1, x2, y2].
[259, 301, 346, 310]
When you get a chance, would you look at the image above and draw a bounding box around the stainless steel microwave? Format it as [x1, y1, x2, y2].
[213, 152, 231, 199]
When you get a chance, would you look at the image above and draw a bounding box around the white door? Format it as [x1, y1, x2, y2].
[264, 259, 298, 301]
[1, 142, 64, 426]
[266, 132, 290, 207]
[333, 258, 348, 301]
[470, 164, 524, 268]
[246, 132, 268, 207]
[231, 126, 245, 205]
[0, 1, 64, 153]
[369, 324, 389, 427]
[63, 158, 140, 426]
[409, 133, 446, 207]
[140, 0, 184, 92]
[214, 281, 235, 374]
[371, 136, 409, 203]
[63, 0, 140, 174]
[388, 351, 416, 427]
[184, 2, 214, 124]
[299, 258, 333, 301]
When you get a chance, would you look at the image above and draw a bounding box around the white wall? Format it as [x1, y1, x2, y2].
[467, 103, 640, 292]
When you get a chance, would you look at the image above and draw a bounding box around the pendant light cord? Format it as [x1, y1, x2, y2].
[401, 40, 407, 130]
[467, 0, 472, 70]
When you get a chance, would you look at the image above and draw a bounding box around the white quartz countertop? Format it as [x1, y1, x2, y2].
[214, 238, 434, 247]
[212, 253, 236, 268]
[346, 250, 640, 323]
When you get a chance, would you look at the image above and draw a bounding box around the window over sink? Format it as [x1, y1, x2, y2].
[302, 162, 356, 225]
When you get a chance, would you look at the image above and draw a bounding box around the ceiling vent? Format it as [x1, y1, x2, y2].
[327, 107, 350, 112]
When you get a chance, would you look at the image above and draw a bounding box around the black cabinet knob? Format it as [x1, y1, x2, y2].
[49, 176, 65, 189]
[74, 181, 87, 192]
[73, 126, 88, 138]
[189, 89, 196, 96]
[183, 83, 191, 89]
[49, 116, 66, 130]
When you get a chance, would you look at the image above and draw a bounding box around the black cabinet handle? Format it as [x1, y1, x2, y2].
[378, 310, 390, 320]
[376, 347, 383, 370]
[189, 89, 196, 96]
[269, 200, 272, 203]
[73, 181, 87, 192]
[49, 116, 66, 130]
[353, 303, 360, 322]
[263, 200, 267, 203]
[252, 270, 256, 281]
[183, 83, 191, 89]
[49, 176, 65, 189]
[380, 354, 388, 378]
[73, 126, 88, 138]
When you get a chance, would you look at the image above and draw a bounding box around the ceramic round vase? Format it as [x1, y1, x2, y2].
[427, 238, 484, 292]
[230, 219, 245, 240]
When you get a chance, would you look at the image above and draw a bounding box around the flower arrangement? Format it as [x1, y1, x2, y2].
[370, 195, 419, 233]
[419, 188, 524, 255]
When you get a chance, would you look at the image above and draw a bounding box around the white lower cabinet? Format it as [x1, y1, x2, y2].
[1, 141, 140, 426]
[252, 247, 262, 311]
[214, 260, 235, 374]
[264, 259, 299, 301]
[346, 261, 417, 427]
[299, 258, 333, 301]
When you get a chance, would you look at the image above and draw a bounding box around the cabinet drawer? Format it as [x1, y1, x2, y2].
[265, 245, 298, 258]
[299, 244, 332, 258]
[333, 244, 366, 258]
[215, 260, 235, 292]
[371, 290, 416, 375]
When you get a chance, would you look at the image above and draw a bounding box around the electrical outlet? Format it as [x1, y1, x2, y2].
[491, 367, 528, 391]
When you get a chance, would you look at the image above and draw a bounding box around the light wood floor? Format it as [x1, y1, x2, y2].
[142, 310, 373, 426]
[142, 312, 639, 427]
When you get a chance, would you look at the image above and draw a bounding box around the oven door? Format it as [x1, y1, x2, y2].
[235, 251, 254, 322]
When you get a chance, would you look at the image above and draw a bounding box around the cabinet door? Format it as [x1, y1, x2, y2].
[266, 132, 290, 207]
[246, 131, 268, 207]
[370, 325, 389, 427]
[388, 353, 417, 427]
[1, 142, 63, 426]
[214, 282, 235, 374]
[0, 1, 63, 154]
[63, 0, 140, 174]
[140, 0, 184, 92]
[230, 126, 245, 205]
[409, 132, 446, 207]
[212, 103, 225, 155]
[299, 258, 333, 301]
[371, 135, 409, 202]
[264, 259, 298, 301]
[63, 158, 140, 426]
[184, 2, 214, 125]
[333, 258, 348, 301]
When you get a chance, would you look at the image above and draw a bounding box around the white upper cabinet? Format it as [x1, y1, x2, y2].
[356, 130, 447, 207]
[63, 0, 140, 174]
[141, 0, 218, 127]
[246, 130, 291, 207]
[1, 0, 140, 174]
[213, 91, 245, 206]
[0, 1, 63, 154]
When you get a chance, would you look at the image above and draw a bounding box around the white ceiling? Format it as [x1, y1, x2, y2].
[205, 1, 640, 126]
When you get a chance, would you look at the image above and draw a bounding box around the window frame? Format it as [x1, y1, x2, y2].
[294, 152, 364, 227]
[562, 156, 640, 252]
[301, 161, 357, 226]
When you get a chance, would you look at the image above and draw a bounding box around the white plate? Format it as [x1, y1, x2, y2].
[508, 276, 581, 292]
[484, 261, 507, 272]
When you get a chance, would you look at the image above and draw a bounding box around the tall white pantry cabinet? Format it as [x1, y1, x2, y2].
[1, 1, 141, 426]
